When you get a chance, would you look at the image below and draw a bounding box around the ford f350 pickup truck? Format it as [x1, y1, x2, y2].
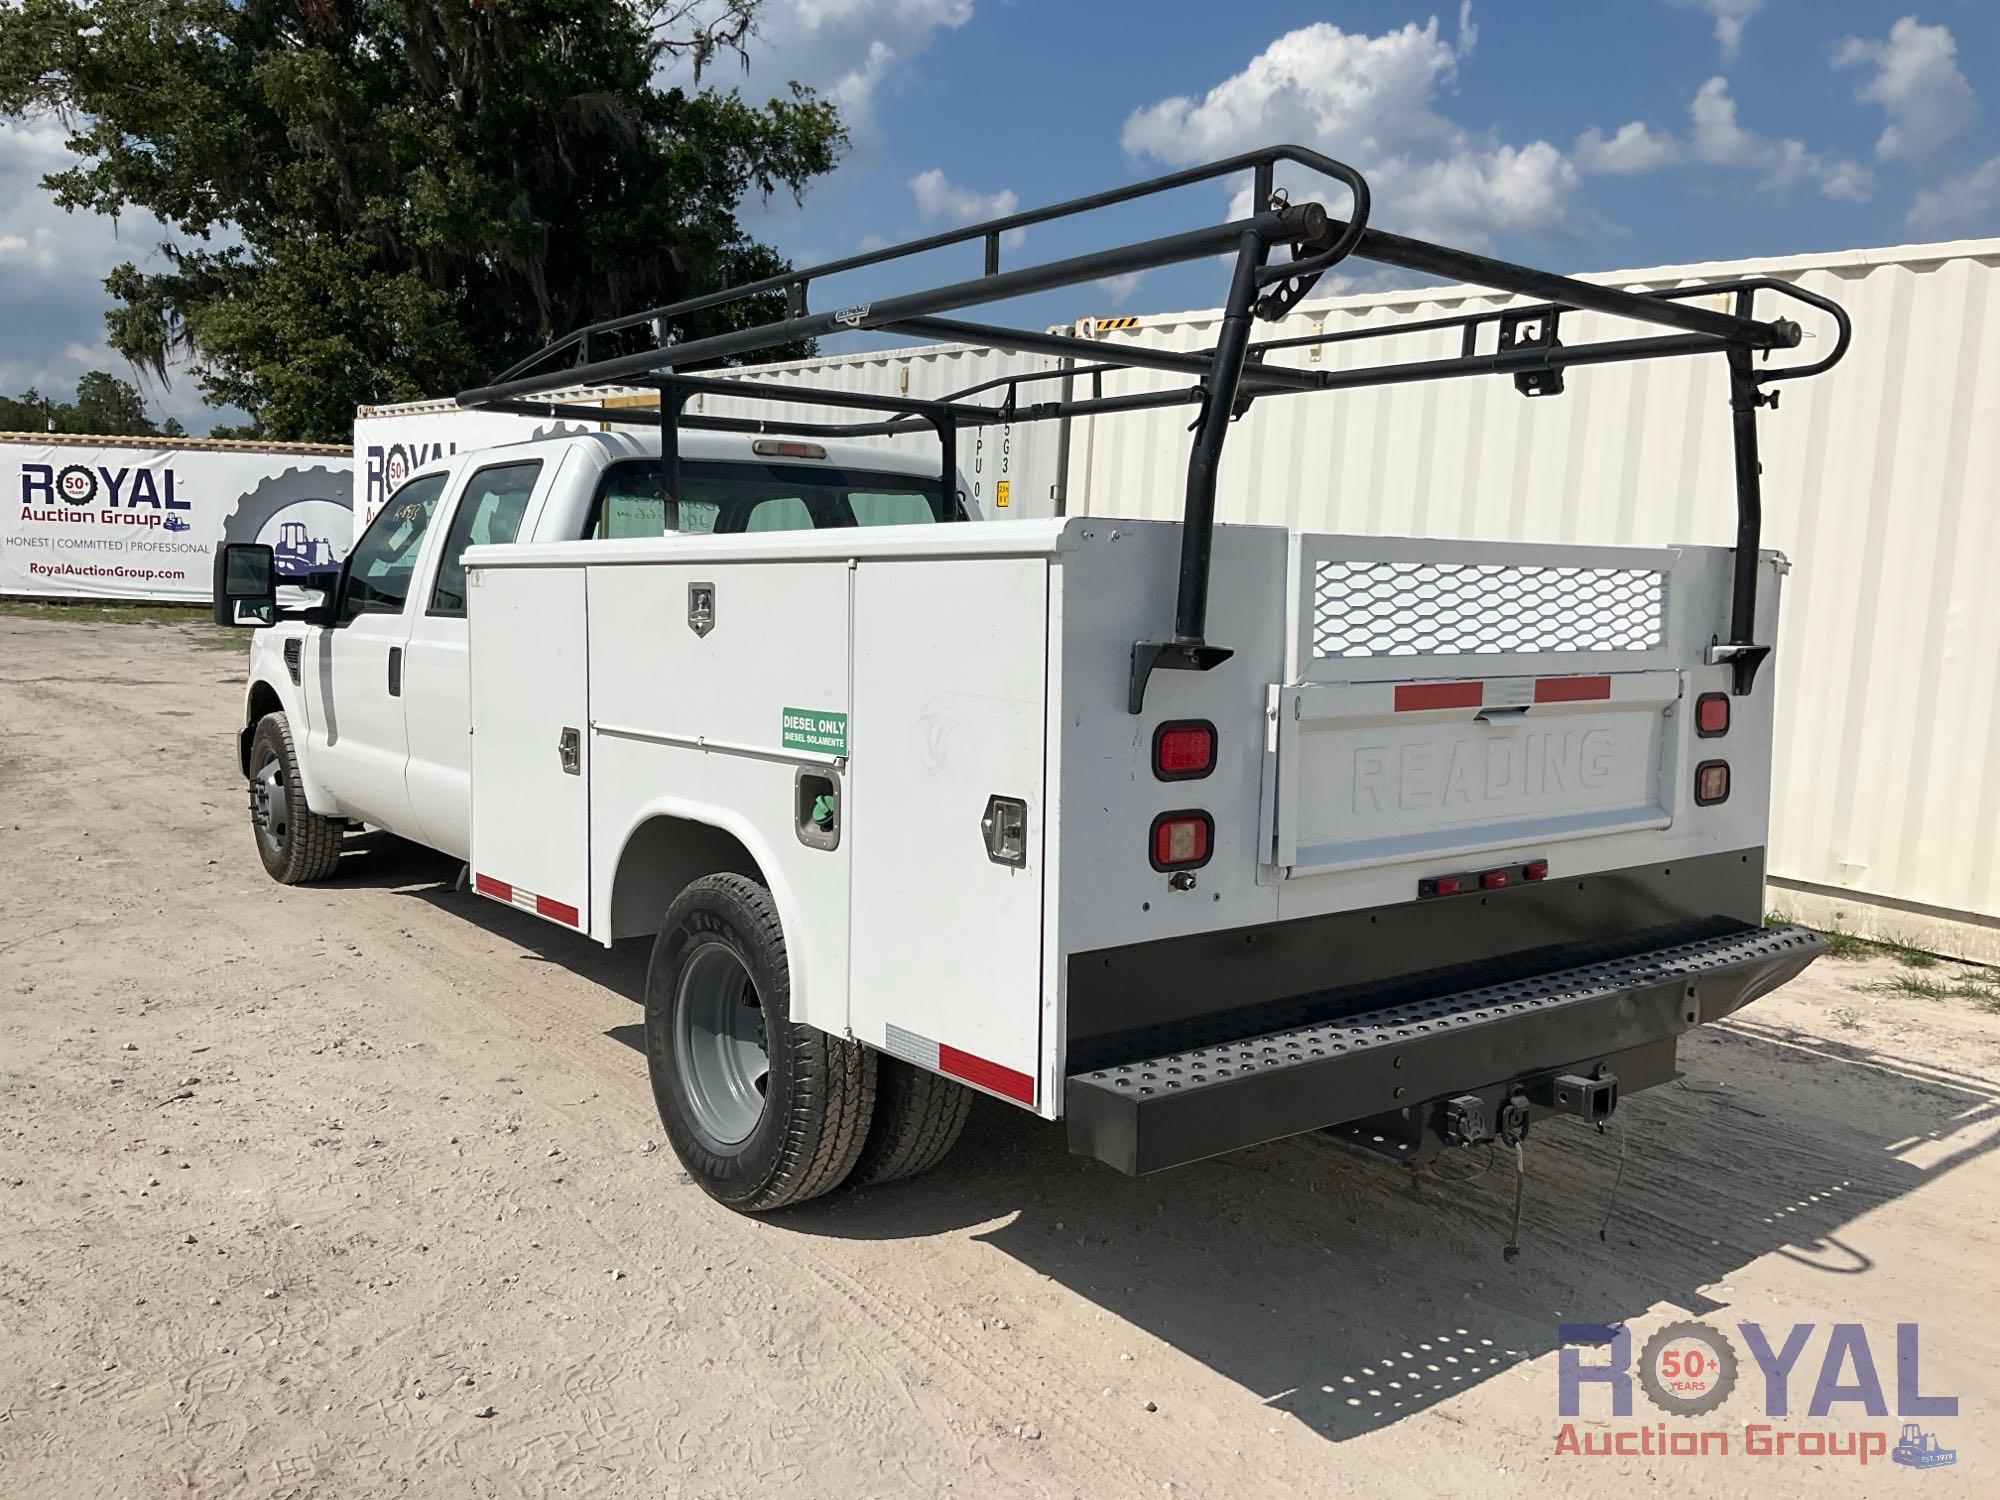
[214, 145, 1842, 1215]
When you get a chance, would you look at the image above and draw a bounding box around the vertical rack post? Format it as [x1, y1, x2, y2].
[926, 409, 959, 519]
[1718, 342, 1771, 694]
[1127, 227, 1273, 712]
[657, 382, 691, 520]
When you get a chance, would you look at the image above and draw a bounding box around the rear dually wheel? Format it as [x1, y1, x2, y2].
[646, 873, 875, 1213]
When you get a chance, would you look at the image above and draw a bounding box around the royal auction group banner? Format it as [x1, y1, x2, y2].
[1, 435, 354, 603]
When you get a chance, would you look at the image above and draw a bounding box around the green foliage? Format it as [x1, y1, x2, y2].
[1869, 972, 2000, 1003]
[1817, 927, 1878, 960]
[0, 369, 171, 435]
[0, 0, 844, 441]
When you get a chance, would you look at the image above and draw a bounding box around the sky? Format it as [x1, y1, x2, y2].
[0, 0, 1995, 432]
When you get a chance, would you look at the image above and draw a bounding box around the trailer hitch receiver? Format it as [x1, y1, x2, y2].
[1534, 1070, 1619, 1123]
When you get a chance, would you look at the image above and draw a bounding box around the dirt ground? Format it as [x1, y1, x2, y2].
[2, 609, 1996, 1499]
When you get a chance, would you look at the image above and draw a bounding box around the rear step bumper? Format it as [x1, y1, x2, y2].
[1064, 923, 1824, 1176]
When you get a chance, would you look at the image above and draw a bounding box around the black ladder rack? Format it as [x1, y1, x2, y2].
[456, 143, 1852, 712]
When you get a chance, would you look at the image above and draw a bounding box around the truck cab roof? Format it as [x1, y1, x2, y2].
[393, 426, 979, 543]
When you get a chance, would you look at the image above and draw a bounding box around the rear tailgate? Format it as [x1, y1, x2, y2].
[1269, 534, 1700, 885]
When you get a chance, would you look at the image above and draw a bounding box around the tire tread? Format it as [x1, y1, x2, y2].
[659, 873, 874, 1213]
[253, 712, 343, 884]
[852, 1056, 973, 1186]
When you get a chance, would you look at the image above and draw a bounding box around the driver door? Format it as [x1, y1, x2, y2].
[308, 470, 450, 832]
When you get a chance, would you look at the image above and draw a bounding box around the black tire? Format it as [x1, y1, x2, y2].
[246, 712, 344, 884]
[851, 1056, 973, 1187]
[646, 873, 875, 1213]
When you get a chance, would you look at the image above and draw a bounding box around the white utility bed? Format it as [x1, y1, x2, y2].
[466, 517, 1781, 1121]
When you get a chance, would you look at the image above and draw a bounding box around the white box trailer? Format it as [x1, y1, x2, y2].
[219, 144, 1843, 1215]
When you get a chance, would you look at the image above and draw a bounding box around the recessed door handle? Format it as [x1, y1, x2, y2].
[388, 646, 403, 697]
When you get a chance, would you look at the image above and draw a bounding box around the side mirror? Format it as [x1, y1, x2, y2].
[213, 542, 276, 627]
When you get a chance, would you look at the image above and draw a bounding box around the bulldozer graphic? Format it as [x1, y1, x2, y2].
[271, 518, 338, 576]
[217, 464, 352, 579]
[1892, 1423, 1957, 1470]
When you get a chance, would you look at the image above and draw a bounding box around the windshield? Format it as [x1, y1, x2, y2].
[587, 458, 952, 540]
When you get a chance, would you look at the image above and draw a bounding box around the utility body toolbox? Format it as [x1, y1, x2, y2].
[466, 516, 1819, 1170]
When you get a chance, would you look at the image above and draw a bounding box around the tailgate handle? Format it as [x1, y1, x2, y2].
[1475, 705, 1528, 723]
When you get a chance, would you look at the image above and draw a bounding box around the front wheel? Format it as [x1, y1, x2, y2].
[646, 873, 875, 1212]
[246, 712, 344, 884]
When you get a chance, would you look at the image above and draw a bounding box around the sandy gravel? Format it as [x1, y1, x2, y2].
[1, 610, 1996, 1499]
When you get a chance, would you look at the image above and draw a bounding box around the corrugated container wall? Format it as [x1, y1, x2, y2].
[1061, 239, 2000, 959]
[694, 343, 1067, 519]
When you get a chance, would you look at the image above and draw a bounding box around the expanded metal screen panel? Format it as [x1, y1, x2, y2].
[1312, 558, 1667, 657]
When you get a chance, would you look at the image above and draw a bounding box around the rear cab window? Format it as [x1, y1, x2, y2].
[585, 458, 950, 541]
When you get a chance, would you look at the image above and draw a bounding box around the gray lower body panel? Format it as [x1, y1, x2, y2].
[1065, 922, 1824, 1176]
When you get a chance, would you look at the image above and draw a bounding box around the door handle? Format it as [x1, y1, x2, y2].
[388, 646, 403, 697]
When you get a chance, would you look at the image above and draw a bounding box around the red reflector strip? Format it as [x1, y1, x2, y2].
[474, 873, 578, 928]
[1394, 680, 1483, 712]
[1534, 675, 1612, 703]
[938, 1044, 1036, 1105]
[535, 895, 579, 927]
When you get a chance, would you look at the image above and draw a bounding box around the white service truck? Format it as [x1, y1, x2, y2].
[214, 146, 1842, 1215]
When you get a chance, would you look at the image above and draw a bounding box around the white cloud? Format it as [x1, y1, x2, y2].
[1908, 154, 2000, 233]
[1093, 271, 1145, 308]
[1672, 0, 1765, 62]
[1833, 17, 1977, 161]
[1118, 10, 1576, 249]
[677, 0, 974, 141]
[1573, 121, 1679, 175]
[1688, 76, 1872, 199]
[0, 117, 240, 428]
[908, 167, 1024, 245]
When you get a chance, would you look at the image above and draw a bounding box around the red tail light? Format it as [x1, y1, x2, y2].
[1153, 720, 1216, 780]
[1150, 811, 1213, 870]
[1479, 869, 1508, 890]
[1524, 859, 1549, 881]
[1695, 760, 1730, 805]
[1696, 693, 1730, 737]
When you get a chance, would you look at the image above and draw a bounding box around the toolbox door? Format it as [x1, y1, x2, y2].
[847, 557, 1050, 1109]
[467, 562, 591, 932]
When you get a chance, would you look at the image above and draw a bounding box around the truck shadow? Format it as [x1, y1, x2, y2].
[787, 1018, 1999, 1445]
[345, 844, 1996, 1446]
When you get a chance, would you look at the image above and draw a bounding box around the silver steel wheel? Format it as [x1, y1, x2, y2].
[674, 942, 771, 1150]
[250, 749, 287, 857]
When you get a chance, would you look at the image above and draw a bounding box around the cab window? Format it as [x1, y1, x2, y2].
[584, 459, 948, 538]
[429, 460, 542, 615]
[341, 473, 448, 619]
